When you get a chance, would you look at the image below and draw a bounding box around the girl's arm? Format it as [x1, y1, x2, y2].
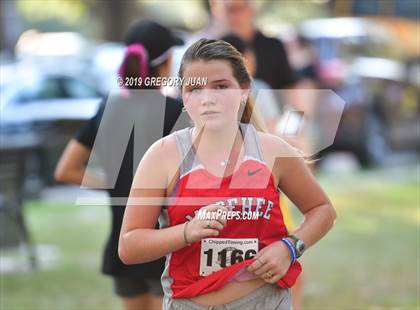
[54, 139, 105, 188]
[119, 138, 227, 265]
[276, 148, 336, 248]
[248, 136, 336, 282]
[118, 139, 180, 264]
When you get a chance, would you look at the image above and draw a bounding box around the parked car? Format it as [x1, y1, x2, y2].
[1, 72, 101, 122]
[351, 57, 420, 151]
[299, 17, 419, 166]
[0, 69, 102, 186]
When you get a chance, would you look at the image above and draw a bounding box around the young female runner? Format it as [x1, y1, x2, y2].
[119, 38, 336, 309]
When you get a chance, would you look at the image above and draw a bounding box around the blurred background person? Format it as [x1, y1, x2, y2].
[214, 0, 297, 90]
[179, 0, 296, 95]
[54, 20, 184, 310]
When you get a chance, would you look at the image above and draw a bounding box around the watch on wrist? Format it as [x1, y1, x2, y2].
[287, 235, 306, 258]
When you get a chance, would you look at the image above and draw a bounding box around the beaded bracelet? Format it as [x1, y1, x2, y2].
[280, 237, 297, 264]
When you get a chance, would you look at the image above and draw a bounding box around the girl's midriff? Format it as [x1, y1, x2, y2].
[190, 277, 266, 306]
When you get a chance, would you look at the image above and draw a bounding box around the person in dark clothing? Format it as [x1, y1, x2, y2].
[251, 30, 296, 90]
[206, 0, 296, 90]
[55, 20, 186, 310]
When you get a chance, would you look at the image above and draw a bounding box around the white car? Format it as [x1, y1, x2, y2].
[0, 71, 103, 186]
[1, 73, 102, 127]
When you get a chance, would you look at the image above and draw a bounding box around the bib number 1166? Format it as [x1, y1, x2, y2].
[199, 238, 258, 276]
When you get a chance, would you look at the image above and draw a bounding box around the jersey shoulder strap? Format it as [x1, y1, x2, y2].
[239, 123, 264, 163]
[173, 128, 202, 178]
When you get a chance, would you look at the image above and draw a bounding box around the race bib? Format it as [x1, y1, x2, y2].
[199, 238, 258, 276]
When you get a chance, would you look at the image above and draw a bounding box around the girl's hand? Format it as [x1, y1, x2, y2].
[247, 241, 293, 284]
[184, 204, 228, 243]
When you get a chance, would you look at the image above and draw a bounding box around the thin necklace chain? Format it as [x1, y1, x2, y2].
[192, 126, 244, 167]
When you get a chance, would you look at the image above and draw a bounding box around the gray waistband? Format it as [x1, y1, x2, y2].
[165, 283, 290, 310]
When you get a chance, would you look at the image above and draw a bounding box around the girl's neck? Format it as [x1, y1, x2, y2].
[192, 123, 243, 158]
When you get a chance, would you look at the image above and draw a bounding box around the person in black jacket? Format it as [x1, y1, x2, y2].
[55, 20, 186, 310]
[205, 0, 296, 90]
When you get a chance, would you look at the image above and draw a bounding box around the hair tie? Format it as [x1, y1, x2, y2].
[118, 43, 149, 88]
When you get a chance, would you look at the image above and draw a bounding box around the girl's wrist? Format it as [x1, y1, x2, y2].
[183, 221, 192, 246]
[280, 237, 297, 264]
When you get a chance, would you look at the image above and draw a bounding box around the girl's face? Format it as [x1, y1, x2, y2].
[181, 59, 248, 130]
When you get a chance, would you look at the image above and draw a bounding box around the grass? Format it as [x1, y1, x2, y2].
[1, 202, 121, 310]
[1, 165, 419, 310]
[298, 165, 420, 309]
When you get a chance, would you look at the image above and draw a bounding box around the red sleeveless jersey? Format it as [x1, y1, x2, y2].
[159, 123, 301, 299]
